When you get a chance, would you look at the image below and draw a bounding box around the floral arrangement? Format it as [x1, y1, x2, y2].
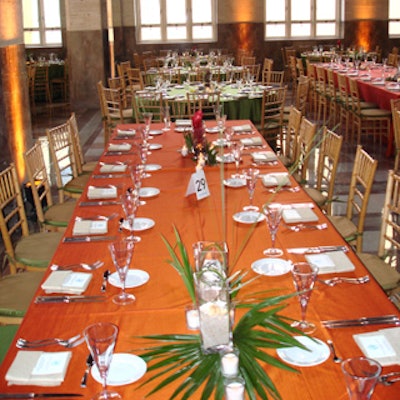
[182, 110, 218, 166]
[137, 227, 308, 400]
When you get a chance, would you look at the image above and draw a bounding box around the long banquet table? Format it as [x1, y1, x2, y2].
[1, 120, 400, 399]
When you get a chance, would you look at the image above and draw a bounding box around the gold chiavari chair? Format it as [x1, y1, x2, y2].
[328, 146, 378, 252]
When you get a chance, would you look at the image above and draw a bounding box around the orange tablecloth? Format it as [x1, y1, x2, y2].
[0, 121, 399, 399]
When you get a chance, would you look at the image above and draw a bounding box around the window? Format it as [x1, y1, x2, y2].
[265, 0, 342, 39]
[22, 0, 62, 47]
[135, 0, 216, 43]
[389, 0, 400, 37]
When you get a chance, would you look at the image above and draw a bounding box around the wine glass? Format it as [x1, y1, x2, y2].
[84, 322, 121, 400]
[341, 357, 382, 400]
[143, 112, 153, 135]
[291, 262, 319, 334]
[262, 203, 283, 256]
[109, 237, 136, 305]
[231, 141, 244, 178]
[243, 168, 259, 211]
[120, 191, 141, 243]
[139, 142, 151, 178]
[130, 165, 146, 206]
[162, 106, 171, 131]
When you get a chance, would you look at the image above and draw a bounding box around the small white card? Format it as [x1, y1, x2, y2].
[186, 169, 210, 200]
[358, 334, 396, 359]
[32, 352, 71, 376]
[306, 254, 335, 270]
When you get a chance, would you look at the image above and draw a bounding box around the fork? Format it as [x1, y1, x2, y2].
[318, 275, 370, 287]
[379, 372, 400, 386]
[284, 223, 328, 232]
[51, 260, 104, 271]
[16, 333, 83, 349]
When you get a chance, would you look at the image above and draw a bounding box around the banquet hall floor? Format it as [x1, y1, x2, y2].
[30, 104, 394, 255]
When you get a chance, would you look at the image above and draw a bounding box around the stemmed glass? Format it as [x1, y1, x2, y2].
[262, 203, 283, 257]
[121, 191, 141, 243]
[231, 141, 244, 178]
[130, 165, 146, 206]
[291, 262, 319, 334]
[243, 168, 259, 211]
[84, 322, 121, 400]
[162, 106, 171, 131]
[109, 237, 136, 305]
[139, 142, 151, 178]
[143, 112, 153, 136]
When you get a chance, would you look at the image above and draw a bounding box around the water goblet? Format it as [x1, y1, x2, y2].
[84, 322, 121, 400]
[217, 114, 227, 131]
[121, 191, 141, 242]
[341, 357, 382, 400]
[162, 106, 171, 131]
[109, 237, 136, 305]
[262, 203, 283, 257]
[243, 168, 260, 211]
[139, 142, 151, 178]
[291, 262, 319, 334]
[231, 141, 244, 178]
[143, 112, 153, 133]
[130, 165, 146, 206]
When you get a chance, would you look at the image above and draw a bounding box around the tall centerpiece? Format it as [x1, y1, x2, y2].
[193, 241, 231, 353]
[183, 110, 218, 165]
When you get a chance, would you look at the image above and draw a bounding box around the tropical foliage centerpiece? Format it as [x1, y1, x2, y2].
[137, 228, 309, 400]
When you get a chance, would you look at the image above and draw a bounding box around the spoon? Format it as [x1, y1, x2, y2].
[319, 275, 370, 287]
[327, 340, 342, 363]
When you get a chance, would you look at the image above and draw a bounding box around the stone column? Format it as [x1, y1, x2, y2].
[0, 0, 32, 181]
[65, 0, 107, 108]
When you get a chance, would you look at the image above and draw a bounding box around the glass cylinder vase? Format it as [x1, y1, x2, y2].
[195, 266, 231, 354]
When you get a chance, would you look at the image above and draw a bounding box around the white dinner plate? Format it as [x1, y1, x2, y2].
[216, 154, 235, 163]
[145, 164, 162, 171]
[233, 211, 265, 224]
[212, 138, 228, 147]
[205, 126, 220, 134]
[149, 129, 163, 136]
[224, 177, 246, 188]
[251, 258, 292, 276]
[133, 217, 155, 231]
[149, 143, 162, 150]
[108, 269, 150, 288]
[91, 353, 147, 386]
[175, 127, 192, 133]
[276, 336, 330, 367]
[139, 187, 160, 198]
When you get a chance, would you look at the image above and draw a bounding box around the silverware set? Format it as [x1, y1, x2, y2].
[322, 315, 400, 328]
[63, 235, 116, 243]
[50, 260, 104, 271]
[318, 275, 370, 287]
[35, 295, 106, 304]
[16, 334, 84, 349]
[284, 222, 328, 232]
[268, 186, 300, 193]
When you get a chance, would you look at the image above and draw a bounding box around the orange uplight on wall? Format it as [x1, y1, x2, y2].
[238, 23, 252, 52]
[355, 21, 372, 52]
[5, 45, 26, 181]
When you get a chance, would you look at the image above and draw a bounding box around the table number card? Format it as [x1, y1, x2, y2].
[186, 169, 210, 200]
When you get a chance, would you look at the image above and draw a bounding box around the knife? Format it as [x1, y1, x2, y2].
[101, 270, 111, 293]
[35, 295, 106, 304]
[322, 315, 400, 328]
[287, 245, 348, 254]
[79, 201, 121, 207]
[63, 236, 116, 243]
[92, 174, 130, 179]
[0, 394, 83, 398]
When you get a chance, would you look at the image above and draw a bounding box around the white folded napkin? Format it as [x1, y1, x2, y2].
[241, 137, 263, 146]
[251, 151, 277, 162]
[175, 119, 192, 126]
[282, 207, 318, 223]
[6, 351, 72, 386]
[99, 164, 127, 173]
[117, 129, 136, 136]
[108, 143, 132, 152]
[232, 124, 252, 132]
[261, 173, 290, 187]
[87, 185, 117, 200]
[305, 251, 355, 274]
[41, 271, 92, 294]
[72, 219, 108, 236]
[354, 327, 400, 366]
